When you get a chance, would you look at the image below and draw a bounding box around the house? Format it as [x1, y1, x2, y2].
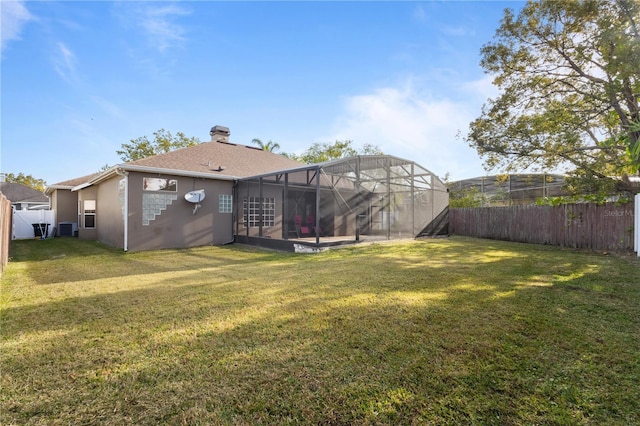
[46, 172, 101, 237]
[0, 181, 50, 210]
[47, 125, 449, 252]
[46, 126, 303, 250]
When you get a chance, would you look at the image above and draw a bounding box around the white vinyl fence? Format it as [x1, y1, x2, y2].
[12, 209, 55, 240]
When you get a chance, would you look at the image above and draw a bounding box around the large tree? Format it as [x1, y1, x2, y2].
[467, 0, 640, 194]
[3, 172, 46, 192]
[117, 129, 200, 162]
[284, 140, 383, 164]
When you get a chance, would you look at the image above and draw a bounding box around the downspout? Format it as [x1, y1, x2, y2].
[115, 168, 129, 252]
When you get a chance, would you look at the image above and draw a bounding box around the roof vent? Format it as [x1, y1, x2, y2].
[207, 161, 225, 172]
[210, 125, 230, 143]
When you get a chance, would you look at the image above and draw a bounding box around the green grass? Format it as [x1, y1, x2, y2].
[1, 237, 639, 425]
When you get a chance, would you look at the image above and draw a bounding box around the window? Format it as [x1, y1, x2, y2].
[262, 198, 275, 226]
[243, 197, 275, 227]
[219, 194, 232, 213]
[143, 177, 177, 192]
[83, 200, 96, 229]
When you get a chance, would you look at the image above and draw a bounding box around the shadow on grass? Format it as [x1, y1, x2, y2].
[8, 238, 295, 285]
[3, 237, 639, 424]
[4, 237, 634, 339]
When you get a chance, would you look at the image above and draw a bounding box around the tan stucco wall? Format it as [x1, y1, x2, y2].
[126, 172, 234, 251]
[51, 189, 78, 226]
[96, 176, 125, 249]
[77, 187, 98, 241]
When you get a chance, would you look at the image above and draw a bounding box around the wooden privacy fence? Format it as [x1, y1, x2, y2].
[0, 193, 12, 276]
[449, 202, 635, 251]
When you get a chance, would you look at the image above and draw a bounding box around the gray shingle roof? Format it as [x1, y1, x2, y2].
[48, 139, 304, 191]
[51, 172, 102, 188]
[0, 182, 49, 203]
[127, 140, 303, 178]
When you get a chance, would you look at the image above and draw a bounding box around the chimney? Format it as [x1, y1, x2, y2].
[210, 125, 230, 143]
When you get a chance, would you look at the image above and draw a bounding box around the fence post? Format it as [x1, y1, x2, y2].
[635, 194, 639, 257]
[0, 193, 11, 276]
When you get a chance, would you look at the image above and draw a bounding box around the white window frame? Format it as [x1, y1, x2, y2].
[243, 197, 275, 227]
[219, 194, 233, 213]
[83, 199, 96, 229]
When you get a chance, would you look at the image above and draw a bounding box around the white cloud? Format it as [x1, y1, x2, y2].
[90, 95, 125, 119]
[460, 74, 499, 101]
[53, 42, 77, 82]
[339, 86, 457, 151]
[118, 3, 190, 53]
[142, 5, 190, 52]
[327, 78, 494, 180]
[412, 4, 426, 22]
[1, 0, 34, 53]
[441, 25, 476, 37]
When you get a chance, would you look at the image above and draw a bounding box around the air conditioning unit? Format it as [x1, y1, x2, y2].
[58, 222, 78, 237]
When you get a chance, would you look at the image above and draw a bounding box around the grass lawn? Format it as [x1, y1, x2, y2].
[1, 237, 639, 425]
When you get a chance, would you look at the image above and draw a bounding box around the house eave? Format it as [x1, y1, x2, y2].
[69, 168, 118, 192]
[44, 185, 73, 195]
[236, 163, 322, 181]
[120, 165, 238, 181]
[70, 164, 237, 191]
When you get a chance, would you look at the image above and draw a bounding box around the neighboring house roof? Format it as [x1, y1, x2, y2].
[0, 182, 49, 204]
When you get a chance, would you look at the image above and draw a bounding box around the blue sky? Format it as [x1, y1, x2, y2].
[1, 1, 523, 186]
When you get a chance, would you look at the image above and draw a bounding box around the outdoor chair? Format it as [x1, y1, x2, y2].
[293, 214, 309, 237]
[294, 214, 311, 236]
[307, 214, 321, 236]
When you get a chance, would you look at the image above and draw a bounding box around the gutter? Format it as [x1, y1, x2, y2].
[44, 184, 74, 196]
[70, 164, 237, 192]
[70, 168, 119, 191]
[119, 165, 237, 181]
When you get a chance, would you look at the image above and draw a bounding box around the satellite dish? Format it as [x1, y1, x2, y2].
[184, 190, 205, 203]
[185, 190, 205, 214]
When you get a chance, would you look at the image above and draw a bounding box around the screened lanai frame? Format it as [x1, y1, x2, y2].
[448, 174, 568, 207]
[233, 155, 449, 251]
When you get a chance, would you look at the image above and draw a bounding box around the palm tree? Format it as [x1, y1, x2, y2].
[251, 138, 280, 153]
